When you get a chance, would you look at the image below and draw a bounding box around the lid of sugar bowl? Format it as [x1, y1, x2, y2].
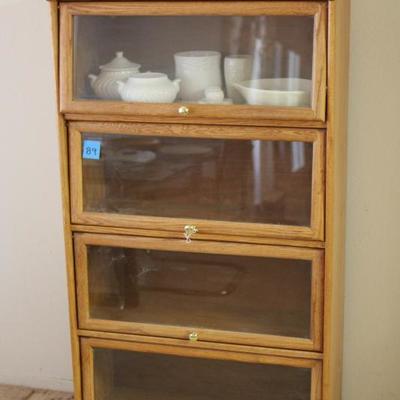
[99, 51, 141, 72]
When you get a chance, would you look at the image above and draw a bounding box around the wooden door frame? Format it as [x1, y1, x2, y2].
[60, 1, 327, 124]
[69, 121, 325, 241]
[75, 233, 324, 351]
[81, 336, 322, 400]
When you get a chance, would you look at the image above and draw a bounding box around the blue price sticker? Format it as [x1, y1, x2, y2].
[82, 140, 101, 160]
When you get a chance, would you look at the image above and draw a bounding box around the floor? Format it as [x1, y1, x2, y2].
[0, 385, 73, 400]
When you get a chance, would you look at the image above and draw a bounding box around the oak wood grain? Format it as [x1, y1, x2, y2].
[71, 223, 326, 248]
[77, 328, 324, 360]
[65, 112, 327, 129]
[50, 3, 82, 400]
[82, 336, 321, 369]
[323, 1, 349, 399]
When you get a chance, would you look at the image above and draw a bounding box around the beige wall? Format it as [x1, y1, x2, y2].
[343, 0, 400, 398]
[0, 0, 72, 392]
[0, 0, 399, 398]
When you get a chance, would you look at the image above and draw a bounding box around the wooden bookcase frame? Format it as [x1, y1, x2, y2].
[48, 1, 349, 399]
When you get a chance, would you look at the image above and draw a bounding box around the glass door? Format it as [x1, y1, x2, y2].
[81, 338, 322, 400]
[69, 122, 325, 241]
[60, 2, 327, 123]
[75, 234, 324, 351]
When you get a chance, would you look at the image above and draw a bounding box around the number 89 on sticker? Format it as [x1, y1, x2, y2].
[82, 140, 101, 160]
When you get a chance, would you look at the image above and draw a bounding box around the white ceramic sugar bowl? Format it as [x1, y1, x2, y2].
[117, 72, 181, 103]
[88, 51, 141, 100]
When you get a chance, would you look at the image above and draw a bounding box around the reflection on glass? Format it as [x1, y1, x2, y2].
[93, 348, 312, 400]
[82, 134, 313, 227]
[74, 16, 314, 107]
[86, 246, 312, 338]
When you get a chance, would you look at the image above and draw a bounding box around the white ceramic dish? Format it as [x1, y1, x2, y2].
[233, 78, 312, 107]
[117, 72, 180, 103]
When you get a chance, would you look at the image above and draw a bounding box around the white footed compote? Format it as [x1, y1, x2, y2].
[88, 51, 141, 100]
[117, 72, 181, 103]
[224, 54, 253, 104]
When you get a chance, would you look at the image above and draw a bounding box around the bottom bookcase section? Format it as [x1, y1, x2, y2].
[81, 338, 322, 400]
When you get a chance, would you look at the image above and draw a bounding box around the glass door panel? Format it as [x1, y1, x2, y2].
[82, 135, 312, 225]
[69, 123, 324, 241]
[61, 2, 327, 122]
[74, 15, 314, 104]
[75, 234, 324, 350]
[82, 339, 321, 400]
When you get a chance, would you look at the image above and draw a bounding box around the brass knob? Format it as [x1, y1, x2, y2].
[184, 225, 198, 243]
[188, 332, 199, 342]
[178, 106, 190, 116]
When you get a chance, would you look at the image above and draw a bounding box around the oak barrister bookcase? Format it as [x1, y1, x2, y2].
[49, 1, 349, 399]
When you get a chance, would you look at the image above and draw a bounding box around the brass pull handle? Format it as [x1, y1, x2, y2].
[184, 225, 198, 243]
[178, 106, 190, 116]
[188, 332, 199, 342]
